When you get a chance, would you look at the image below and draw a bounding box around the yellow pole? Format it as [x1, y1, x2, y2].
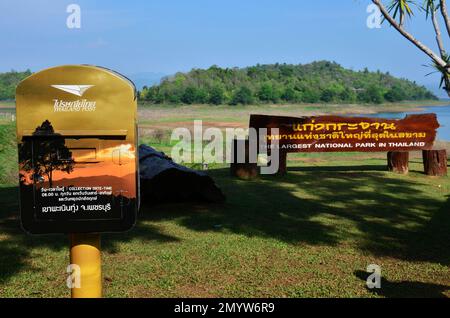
[69, 233, 102, 298]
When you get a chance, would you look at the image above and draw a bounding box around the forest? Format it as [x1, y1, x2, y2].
[0, 70, 31, 100]
[139, 61, 437, 105]
[0, 63, 438, 105]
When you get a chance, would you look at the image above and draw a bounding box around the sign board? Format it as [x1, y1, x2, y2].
[16, 65, 139, 234]
[249, 114, 439, 152]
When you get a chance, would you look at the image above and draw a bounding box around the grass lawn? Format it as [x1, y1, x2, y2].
[0, 104, 449, 298]
[1, 155, 449, 297]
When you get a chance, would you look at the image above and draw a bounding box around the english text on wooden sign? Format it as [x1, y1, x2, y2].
[249, 114, 439, 152]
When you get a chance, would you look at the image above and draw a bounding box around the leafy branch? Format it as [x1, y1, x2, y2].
[372, 0, 450, 94]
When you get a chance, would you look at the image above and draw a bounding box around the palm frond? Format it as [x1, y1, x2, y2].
[422, 0, 440, 19]
[387, 0, 417, 24]
[424, 53, 450, 89]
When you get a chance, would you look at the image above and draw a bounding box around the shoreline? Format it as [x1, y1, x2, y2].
[342, 100, 450, 115]
[136, 100, 450, 134]
[2, 100, 448, 116]
[138, 99, 449, 115]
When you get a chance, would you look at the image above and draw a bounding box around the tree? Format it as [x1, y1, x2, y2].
[181, 86, 198, 104]
[0, 70, 31, 100]
[195, 87, 209, 104]
[231, 86, 254, 105]
[372, 0, 450, 96]
[142, 86, 156, 101]
[302, 87, 321, 103]
[258, 83, 275, 102]
[340, 87, 357, 103]
[209, 86, 225, 105]
[320, 88, 335, 102]
[384, 84, 407, 101]
[358, 85, 385, 104]
[320, 84, 344, 103]
[281, 86, 299, 102]
[19, 120, 74, 187]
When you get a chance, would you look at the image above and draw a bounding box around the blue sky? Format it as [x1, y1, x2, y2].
[0, 0, 448, 95]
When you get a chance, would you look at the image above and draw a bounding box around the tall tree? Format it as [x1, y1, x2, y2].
[19, 120, 74, 187]
[372, 0, 450, 96]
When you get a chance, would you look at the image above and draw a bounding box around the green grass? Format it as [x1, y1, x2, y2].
[1, 103, 450, 298]
[0, 122, 17, 184]
[1, 151, 449, 297]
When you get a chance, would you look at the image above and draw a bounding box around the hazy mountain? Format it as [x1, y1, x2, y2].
[126, 72, 166, 90]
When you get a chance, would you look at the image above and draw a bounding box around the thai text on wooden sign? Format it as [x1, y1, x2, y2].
[249, 113, 439, 152]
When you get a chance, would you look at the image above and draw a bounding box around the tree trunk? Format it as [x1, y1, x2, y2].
[48, 169, 53, 188]
[230, 139, 258, 179]
[387, 151, 409, 174]
[423, 150, 448, 176]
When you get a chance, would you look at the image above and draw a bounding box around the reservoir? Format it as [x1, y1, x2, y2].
[355, 104, 450, 141]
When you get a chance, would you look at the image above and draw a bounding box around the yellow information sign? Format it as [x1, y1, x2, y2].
[16, 65, 139, 234]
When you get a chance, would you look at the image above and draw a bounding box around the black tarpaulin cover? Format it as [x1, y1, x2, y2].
[139, 144, 226, 203]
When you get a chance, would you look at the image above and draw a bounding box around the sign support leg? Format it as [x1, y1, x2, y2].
[69, 233, 102, 298]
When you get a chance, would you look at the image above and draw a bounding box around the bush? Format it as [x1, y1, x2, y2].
[384, 85, 406, 102]
[231, 86, 254, 105]
[181, 87, 198, 104]
[209, 86, 225, 105]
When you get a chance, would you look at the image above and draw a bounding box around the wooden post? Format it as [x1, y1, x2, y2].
[422, 150, 447, 176]
[277, 150, 288, 175]
[387, 151, 409, 174]
[230, 139, 258, 179]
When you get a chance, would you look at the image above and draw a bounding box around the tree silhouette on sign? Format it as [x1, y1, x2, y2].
[19, 120, 75, 187]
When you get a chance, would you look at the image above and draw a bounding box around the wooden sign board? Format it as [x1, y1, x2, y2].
[16, 65, 139, 234]
[249, 114, 439, 152]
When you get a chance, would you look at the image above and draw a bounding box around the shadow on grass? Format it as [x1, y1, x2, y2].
[0, 185, 179, 283]
[1, 163, 449, 285]
[141, 166, 450, 266]
[354, 270, 449, 298]
[287, 165, 387, 172]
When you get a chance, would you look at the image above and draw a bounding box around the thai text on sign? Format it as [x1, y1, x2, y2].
[249, 114, 439, 152]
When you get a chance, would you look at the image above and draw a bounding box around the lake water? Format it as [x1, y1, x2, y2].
[354, 104, 450, 141]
